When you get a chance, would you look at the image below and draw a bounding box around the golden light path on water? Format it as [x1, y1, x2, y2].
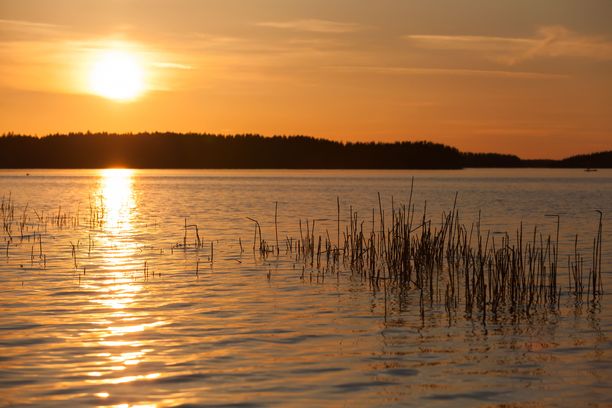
[99, 169, 136, 232]
[83, 169, 163, 407]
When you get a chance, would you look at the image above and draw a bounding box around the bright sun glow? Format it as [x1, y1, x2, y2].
[89, 50, 145, 101]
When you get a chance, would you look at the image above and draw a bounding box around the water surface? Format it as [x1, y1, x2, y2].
[0, 169, 610, 407]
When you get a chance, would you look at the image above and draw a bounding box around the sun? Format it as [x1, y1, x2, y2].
[89, 50, 146, 101]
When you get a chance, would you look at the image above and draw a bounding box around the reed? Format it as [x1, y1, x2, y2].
[266, 194, 607, 320]
[275, 201, 279, 255]
[184, 219, 203, 248]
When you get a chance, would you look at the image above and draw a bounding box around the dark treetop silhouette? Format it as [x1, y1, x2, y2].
[0, 133, 610, 169]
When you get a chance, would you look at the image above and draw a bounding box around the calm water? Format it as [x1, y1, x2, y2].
[0, 169, 610, 407]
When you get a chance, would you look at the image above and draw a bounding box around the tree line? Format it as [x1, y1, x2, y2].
[0, 133, 609, 169]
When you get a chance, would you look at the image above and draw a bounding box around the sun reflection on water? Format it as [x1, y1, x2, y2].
[99, 169, 136, 232]
[86, 169, 164, 404]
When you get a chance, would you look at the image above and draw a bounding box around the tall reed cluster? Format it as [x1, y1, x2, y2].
[252, 189, 605, 320]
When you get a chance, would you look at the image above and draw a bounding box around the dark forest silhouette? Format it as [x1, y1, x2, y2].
[0, 133, 610, 169]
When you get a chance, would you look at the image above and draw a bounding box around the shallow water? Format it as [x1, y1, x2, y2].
[0, 169, 610, 407]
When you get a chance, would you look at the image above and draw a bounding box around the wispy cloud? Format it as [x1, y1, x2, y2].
[0, 19, 62, 31]
[0, 18, 65, 40]
[330, 65, 567, 80]
[0, 35, 194, 94]
[257, 19, 363, 34]
[151, 62, 193, 70]
[404, 26, 612, 64]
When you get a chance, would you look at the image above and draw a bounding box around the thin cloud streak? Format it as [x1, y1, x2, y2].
[330, 65, 568, 80]
[151, 62, 193, 70]
[405, 26, 612, 64]
[0, 18, 66, 40]
[257, 19, 364, 34]
[0, 18, 63, 30]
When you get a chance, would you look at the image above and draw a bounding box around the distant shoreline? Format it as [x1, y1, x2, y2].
[1, 133, 610, 169]
[0, 167, 609, 172]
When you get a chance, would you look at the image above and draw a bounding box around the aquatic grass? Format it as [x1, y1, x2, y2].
[0, 188, 606, 325]
[254, 192, 606, 322]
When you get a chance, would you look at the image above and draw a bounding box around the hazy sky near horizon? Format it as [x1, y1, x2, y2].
[1, 0, 611, 159]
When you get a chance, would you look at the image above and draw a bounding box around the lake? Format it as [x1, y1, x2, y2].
[0, 169, 610, 407]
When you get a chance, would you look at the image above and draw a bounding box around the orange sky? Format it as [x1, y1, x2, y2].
[1, 0, 611, 159]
